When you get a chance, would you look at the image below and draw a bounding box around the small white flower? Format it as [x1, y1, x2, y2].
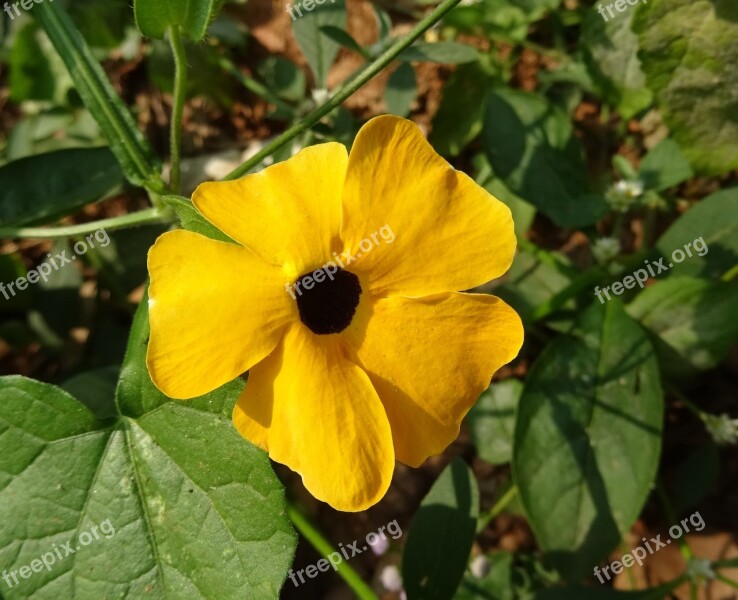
[606, 179, 644, 212]
[686, 557, 715, 582]
[703, 413, 738, 446]
[592, 237, 622, 264]
[470, 554, 491, 578]
[311, 88, 331, 106]
[369, 535, 390, 556]
[379, 565, 404, 592]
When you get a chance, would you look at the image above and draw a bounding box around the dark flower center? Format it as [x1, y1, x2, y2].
[295, 267, 362, 335]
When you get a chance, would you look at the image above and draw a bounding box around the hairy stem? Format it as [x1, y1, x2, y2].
[224, 0, 464, 180]
[168, 26, 187, 194]
[0, 209, 171, 239]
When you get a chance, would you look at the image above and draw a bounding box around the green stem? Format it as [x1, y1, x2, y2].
[656, 482, 693, 561]
[217, 55, 293, 116]
[721, 263, 738, 282]
[689, 581, 698, 600]
[0, 209, 171, 239]
[668, 387, 705, 420]
[477, 485, 517, 532]
[716, 573, 738, 590]
[287, 502, 379, 600]
[168, 26, 187, 194]
[224, 0, 464, 180]
[713, 558, 738, 569]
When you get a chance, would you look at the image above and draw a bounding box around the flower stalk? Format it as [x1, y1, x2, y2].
[286, 502, 379, 600]
[168, 25, 187, 194]
[223, 0, 464, 180]
[0, 208, 171, 240]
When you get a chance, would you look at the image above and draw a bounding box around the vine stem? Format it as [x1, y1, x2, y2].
[168, 25, 187, 194]
[477, 485, 517, 532]
[286, 502, 379, 600]
[0, 208, 171, 239]
[223, 0, 464, 180]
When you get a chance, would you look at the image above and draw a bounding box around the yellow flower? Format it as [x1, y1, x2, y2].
[146, 116, 524, 512]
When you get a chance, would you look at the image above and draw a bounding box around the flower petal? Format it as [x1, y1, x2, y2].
[193, 143, 348, 278]
[147, 230, 295, 400]
[345, 292, 524, 466]
[232, 324, 395, 512]
[340, 115, 516, 296]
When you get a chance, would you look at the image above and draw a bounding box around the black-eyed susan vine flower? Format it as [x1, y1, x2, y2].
[146, 115, 524, 512]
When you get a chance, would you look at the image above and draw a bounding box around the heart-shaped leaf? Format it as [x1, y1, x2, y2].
[513, 301, 663, 581]
[0, 299, 296, 599]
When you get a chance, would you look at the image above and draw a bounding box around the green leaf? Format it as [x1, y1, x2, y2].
[482, 87, 607, 228]
[655, 187, 738, 279]
[385, 63, 417, 116]
[580, 6, 652, 119]
[134, 0, 220, 41]
[0, 301, 296, 599]
[613, 154, 638, 181]
[468, 380, 522, 465]
[257, 56, 307, 104]
[34, 1, 163, 189]
[0, 148, 123, 227]
[474, 153, 536, 238]
[403, 458, 480, 600]
[627, 277, 738, 373]
[494, 249, 574, 323]
[61, 366, 121, 419]
[291, 0, 347, 88]
[161, 195, 236, 244]
[68, 0, 132, 49]
[513, 301, 663, 581]
[9, 24, 55, 102]
[398, 41, 479, 64]
[374, 5, 393, 41]
[638, 139, 693, 191]
[84, 225, 168, 301]
[633, 0, 738, 175]
[319, 24, 367, 57]
[430, 62, 492, 157]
